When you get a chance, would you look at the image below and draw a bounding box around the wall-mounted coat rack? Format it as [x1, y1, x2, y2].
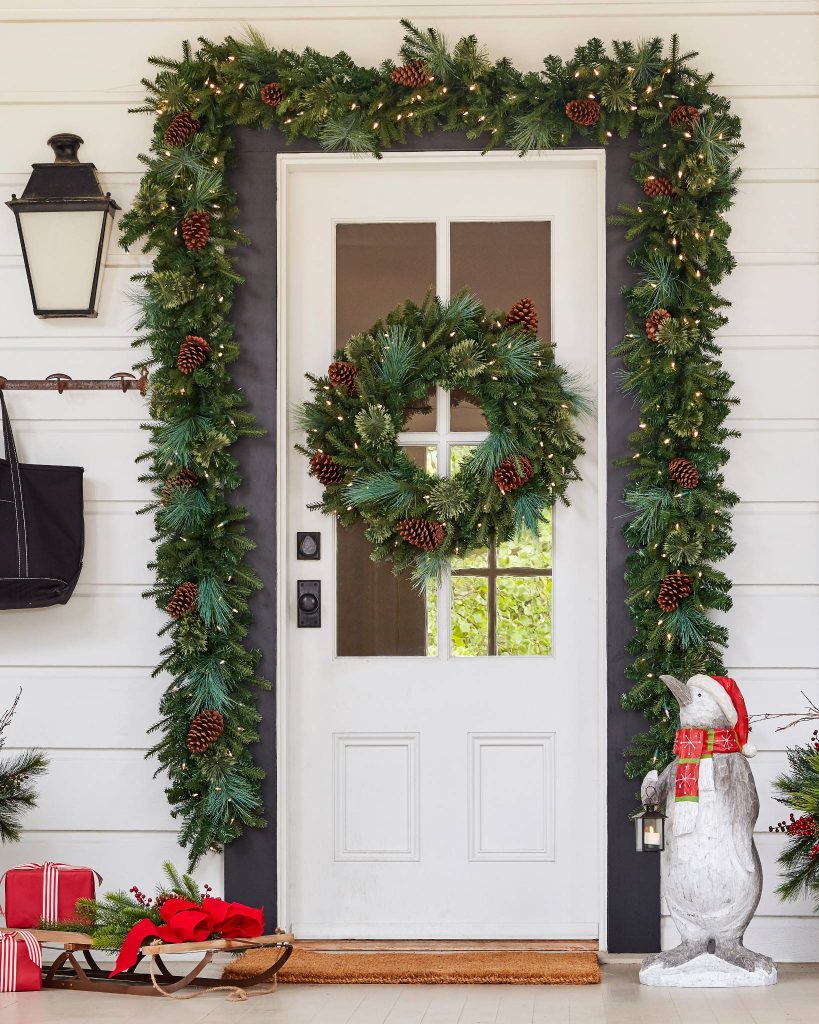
[0, 370, 147, 395]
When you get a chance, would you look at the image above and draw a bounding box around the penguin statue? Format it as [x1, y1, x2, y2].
[639, 673, 777, 987]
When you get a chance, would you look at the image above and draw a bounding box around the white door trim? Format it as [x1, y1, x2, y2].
[276, 149, 608, 945]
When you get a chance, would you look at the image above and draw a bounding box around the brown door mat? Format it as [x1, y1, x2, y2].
[223, 946, 600, 985]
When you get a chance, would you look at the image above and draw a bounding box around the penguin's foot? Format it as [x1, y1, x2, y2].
[714, 941, 776, 974]
[641, 940, 705, 970]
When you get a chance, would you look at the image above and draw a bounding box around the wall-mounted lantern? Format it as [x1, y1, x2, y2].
[6, 134, 120, 318]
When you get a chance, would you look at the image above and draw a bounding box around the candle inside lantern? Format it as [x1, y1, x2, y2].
[643, 825, 661, 846]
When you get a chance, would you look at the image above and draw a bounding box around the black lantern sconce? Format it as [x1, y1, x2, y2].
[635, 784, 666, 853]
[6, 134, 120, 318]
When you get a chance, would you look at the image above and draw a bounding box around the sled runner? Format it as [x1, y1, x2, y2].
[3, 929, 293, 998]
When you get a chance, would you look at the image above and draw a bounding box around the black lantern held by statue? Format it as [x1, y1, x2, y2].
[635, 784, 666, 853]
[6, 134, 120, 318]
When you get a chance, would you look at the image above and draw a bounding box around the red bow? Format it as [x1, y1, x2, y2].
[111, 896, 263, 976]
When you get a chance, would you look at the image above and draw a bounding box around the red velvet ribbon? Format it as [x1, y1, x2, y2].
[111, 897, 264, 976]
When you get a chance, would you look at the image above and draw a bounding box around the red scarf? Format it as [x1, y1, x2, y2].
[673, 727, 740, 802]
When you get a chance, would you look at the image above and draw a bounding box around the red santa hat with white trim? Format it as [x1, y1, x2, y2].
[688, 674, 756, 757]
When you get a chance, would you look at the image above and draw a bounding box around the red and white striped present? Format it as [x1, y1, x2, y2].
[1, 862, 101, 928]
[0, 930, 41, 993]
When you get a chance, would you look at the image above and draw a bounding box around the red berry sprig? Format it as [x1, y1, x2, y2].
[129, 885, 154, 907]
[769, 812, 818, 838]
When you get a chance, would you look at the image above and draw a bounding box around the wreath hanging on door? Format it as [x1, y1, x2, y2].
[297, 291, 587, 586]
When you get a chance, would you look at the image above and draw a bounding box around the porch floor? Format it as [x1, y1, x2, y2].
[0, 962, 816, 1023]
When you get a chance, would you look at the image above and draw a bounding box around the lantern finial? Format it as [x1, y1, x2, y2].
[47, 133, 84, 164]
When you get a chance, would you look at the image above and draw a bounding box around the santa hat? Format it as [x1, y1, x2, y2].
[688, 674, 756, 757]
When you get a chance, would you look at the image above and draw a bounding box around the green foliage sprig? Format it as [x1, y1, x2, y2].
[0, 690, 48, 844]
[772, 733, 819, 911]
[41, 862, 208, 951]
[296, 291, 586, 588]
[124, 21, 741, 855]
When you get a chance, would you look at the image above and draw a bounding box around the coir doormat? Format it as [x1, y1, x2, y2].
[224, 946, 600, 985]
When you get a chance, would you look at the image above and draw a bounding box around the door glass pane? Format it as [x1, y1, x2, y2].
[496, 516, 553, 569]
[450, 389, 487, 432]
[404, 385, 437, 433]
[449, 221, 551, 341]
[337, 521, 429, 657]
[335, 222, 436, 343]
[449, 444, 487, 569]
[451, 576, 488, 657]
[450, 445, 475, 474]
[496, 577, 553, 656]
[335, 224, 436, 658]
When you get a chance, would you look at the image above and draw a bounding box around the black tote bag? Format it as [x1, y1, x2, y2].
[0, 392, 84, 608]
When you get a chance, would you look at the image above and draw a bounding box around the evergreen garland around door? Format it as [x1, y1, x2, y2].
[121, 21, 741, 864]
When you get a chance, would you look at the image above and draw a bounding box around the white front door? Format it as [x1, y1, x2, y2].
[279, 152, 605, 939]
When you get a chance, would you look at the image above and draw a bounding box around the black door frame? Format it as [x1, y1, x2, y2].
[225, 126, 659, 953]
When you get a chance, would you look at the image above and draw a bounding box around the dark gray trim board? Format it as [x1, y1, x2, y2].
[226, 128, 659, 952]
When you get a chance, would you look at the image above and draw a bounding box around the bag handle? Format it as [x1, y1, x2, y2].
[0, 391, 28, 577]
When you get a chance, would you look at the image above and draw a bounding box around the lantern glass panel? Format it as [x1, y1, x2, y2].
[636, 810, 665, 852]
[17, 207, 111, 315]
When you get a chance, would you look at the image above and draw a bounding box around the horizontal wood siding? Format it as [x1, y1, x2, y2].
[0, 1, 816, 956]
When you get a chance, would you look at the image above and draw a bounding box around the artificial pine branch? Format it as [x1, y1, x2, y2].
[0, 689, 48, 844]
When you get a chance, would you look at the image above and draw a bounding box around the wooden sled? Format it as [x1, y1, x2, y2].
[18, 929, 293, 997]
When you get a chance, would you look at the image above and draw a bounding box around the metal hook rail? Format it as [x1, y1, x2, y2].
[0, 370, 148, 395]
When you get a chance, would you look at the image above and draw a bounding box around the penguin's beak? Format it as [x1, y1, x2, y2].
[660, 674, 692, 706]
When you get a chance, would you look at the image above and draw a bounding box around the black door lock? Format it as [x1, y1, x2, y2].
[297, 580, 321, 627]
[297, 531, 321, 560]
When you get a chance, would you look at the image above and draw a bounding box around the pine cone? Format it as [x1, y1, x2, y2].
[161, 468, 198, 505]
[309, 451, 344, 486]
[565, 98, 601, 127]
[643, 176, 676, 199]
[328, 360, 358, 392]
[186, 709, 224, 754]
[505, 297, 538, 334]
[390, 60, 429, 88]
[163, 112, 200, 147]
[396, 517, 445, 551]
[494, 455, 534, 495]
[260, 82, 284, 108]
[668, 105, 700, 129]
[168, 581, 198, 619]
[657, 571, 694, 612]
[645, 308, 671, 341]
[668, 457, 700, 489]
[181, 209, 211, 251]
[177, 335, 210, 374]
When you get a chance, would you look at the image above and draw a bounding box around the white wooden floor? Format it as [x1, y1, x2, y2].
[0, 964, 817, 1024]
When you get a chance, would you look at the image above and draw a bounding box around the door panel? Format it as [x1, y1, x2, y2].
[280, 152, 604, 938]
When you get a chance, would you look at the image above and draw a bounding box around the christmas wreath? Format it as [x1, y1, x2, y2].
[297, 291, 586, 586]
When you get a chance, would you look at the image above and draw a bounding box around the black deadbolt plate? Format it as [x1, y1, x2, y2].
[297, 579, 321, 627]
[297, 531, 321, 560]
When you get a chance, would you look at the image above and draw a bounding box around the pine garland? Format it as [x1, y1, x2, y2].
[123, 22, 741, 859]
[297, 291, 586, 587]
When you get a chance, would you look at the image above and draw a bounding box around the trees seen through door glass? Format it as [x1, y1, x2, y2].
[335, 220, 552, 657]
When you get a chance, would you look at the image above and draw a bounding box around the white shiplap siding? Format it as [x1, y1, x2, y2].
[0, 0, 817, 957]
